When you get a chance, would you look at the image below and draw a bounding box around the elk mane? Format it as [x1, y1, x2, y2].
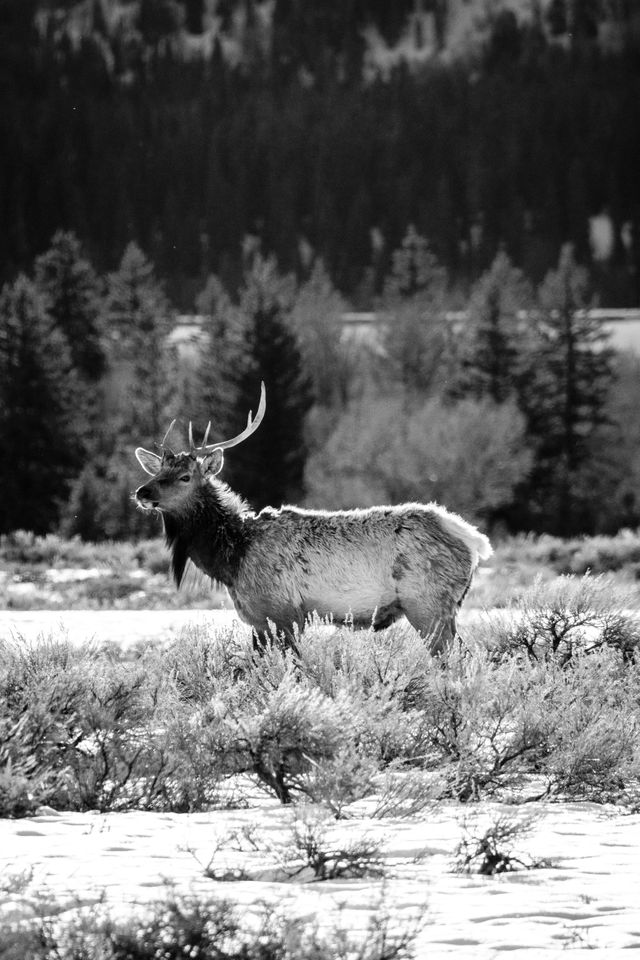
[163, 480, 250, 588]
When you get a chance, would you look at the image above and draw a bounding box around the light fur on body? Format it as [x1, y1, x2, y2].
[135, 456, 491, 654]
[134, 386, 492, 653]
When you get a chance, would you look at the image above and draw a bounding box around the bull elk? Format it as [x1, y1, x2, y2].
[134, 383, 492, 653]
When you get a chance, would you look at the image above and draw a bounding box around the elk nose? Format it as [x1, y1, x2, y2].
[136, 485, 159, 508]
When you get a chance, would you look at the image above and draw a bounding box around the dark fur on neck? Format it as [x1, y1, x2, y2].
[162, 480, 249, 588]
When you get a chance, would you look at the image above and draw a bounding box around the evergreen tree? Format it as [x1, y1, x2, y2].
[75, 242, 178, 541]
[191, 273, 245, 439]
[105, 242, 175, 443]
[289, 259, 350, 408]
[60, 463, 108, 542]
[381, 225, 449, 397]
[221, 254, 312, 509]
[33, 230, 106, 383]
[0, 275, 81, 534]
[546, 0, 568, 36]
[526, 244, 615, 533]
[452, 250, 534, 405]
[137, 0, 184, 45]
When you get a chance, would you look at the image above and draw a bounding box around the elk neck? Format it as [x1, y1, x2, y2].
[162, 480, 249, 588]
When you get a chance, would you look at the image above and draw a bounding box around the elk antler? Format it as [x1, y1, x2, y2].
[161, 419, 177, 453]
[200, 381, 266, 452]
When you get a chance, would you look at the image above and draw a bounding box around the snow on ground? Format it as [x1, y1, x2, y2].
[0, 608, 237, 648]
[0, 607, 491, 649]
[2, 610, 640, 957]
[2, 795, 640, 958]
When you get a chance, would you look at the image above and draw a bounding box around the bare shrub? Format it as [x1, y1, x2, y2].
[370, 766, 441, 819]
[294, 622, 437, 764]
[0, 637, 178, 812]
[539, 649, 640, 800]
[155, 703, 238, 812]
[420, 644, 548, 800]
[0, 866, 33, 897]
[227, 671, 353, 803]
[161, 622, 252, 704]
[480, 574, 640, 663]
[0, 890, 420, 960]
[454, 814, 549, 875]
[554, 530, 640, 577]
[295, 744, 380, 818]
[441, 634, 640, 802]
[0, 736, 45, 818]
[295, 616, 432, 700]
[286, 809, 385, 881]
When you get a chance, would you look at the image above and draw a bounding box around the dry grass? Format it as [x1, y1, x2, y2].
[2, 568, 640, 817]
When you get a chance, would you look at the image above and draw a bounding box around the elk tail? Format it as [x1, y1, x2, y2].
[432, 506, 493, 569]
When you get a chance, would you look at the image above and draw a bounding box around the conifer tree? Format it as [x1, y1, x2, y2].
[526, 244, 615, 533]
[289, 260, 350, 408]
[220, 254, 312, 509]
[67, 243, 178, 540]
[105, 242, 174, 442]
[451, 250, 534, 405]
[381, 225, 449, 397]
[33, 230, 106, 383]
[0, 276, 81, 534]
[191, 273, 245, 440]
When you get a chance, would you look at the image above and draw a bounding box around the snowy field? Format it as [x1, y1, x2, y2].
[2, 790, 640, 957]
[0, 608, 237, 648]
[1, 610, 640, 958]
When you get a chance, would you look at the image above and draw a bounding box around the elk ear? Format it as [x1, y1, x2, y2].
[201, 448, 224, 477]
[135, 447, 162, 476]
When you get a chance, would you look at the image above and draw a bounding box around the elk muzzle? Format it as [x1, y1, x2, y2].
[136, 482, 160, 510]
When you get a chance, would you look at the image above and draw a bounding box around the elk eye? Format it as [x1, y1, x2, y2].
[179, 475, 191, 483]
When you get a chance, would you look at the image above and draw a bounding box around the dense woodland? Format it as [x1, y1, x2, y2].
[1, 1, 640, 541]
[2, 1, 640, 304]
[1, 226, 639, 541]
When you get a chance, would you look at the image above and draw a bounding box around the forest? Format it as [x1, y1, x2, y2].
[1, 1, 640, 541]
[1, 226, 639, 542]
[2, 0, 639, 305]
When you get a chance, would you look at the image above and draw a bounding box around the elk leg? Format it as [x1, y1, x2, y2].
[372, 600, 403, 631]
[402, 599, 458, 655]
[252, 628, 270, 655]
[251, 622, 300, 657]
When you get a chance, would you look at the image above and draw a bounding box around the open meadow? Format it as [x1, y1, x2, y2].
[4, 5, 640, 956]
[2, 530, 640, 958]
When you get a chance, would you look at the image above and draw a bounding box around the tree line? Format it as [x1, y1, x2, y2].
[1, 2, 639, 307]
[1, 227, 638, 541]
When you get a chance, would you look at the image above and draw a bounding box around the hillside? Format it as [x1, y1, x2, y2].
[32, 0, 640, 73]
[2, 0, 639, 307]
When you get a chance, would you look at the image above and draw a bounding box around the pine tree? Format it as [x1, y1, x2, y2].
[0, 275, 81, 534]
[381, 225, 449, 397]
[453, 250, 534, 405]
[84, 243, 179, 539]
[289, 260, 349, 408]
[526, 244, 615, 533]
[220, 254, 312, 509]
[33, 230, 107, 460]
[33, 230, 106, 383]
[105, 242, 175, 443]
[191, 273, 245, 440]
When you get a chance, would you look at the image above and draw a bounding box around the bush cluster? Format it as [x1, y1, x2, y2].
[495, 530, 640, 579]
[1, 574, 639, 819]
[0, 531, 226, 610]
[0, 531, 166, 572]
[0, 893, 417, 960]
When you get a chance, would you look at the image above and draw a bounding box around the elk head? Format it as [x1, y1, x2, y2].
[134, 382, 266, 517]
